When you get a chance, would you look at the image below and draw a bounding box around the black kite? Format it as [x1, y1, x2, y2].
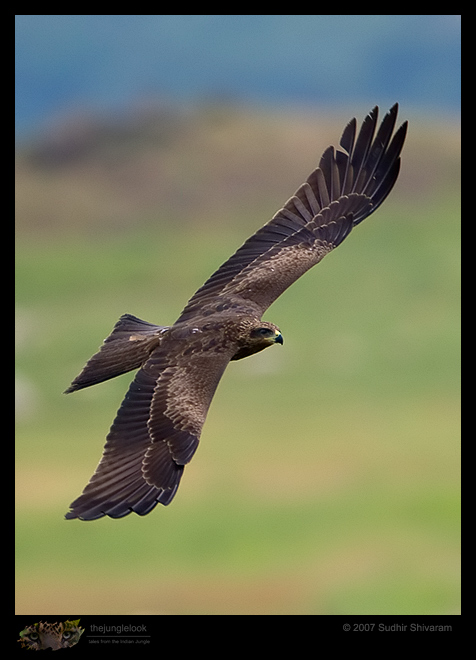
[65, 105, 407, 520]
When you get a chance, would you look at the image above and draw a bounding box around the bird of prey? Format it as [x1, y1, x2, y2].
[65, 104, 407, 520]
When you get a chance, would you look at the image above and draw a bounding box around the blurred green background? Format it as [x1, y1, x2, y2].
[16, 104, 460, 615]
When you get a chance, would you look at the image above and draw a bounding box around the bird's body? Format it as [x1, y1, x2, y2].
[65, 105, 407, 520]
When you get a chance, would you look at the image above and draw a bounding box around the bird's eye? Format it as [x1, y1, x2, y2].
[252, 327, 272, 338]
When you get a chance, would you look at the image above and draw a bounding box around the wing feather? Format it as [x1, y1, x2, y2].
[177, 104, 407, 321]
[65, 338, 232, 520]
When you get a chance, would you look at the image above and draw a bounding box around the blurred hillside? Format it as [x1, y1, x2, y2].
[15, 103, 460, 237]
[15, 104, 460, 616]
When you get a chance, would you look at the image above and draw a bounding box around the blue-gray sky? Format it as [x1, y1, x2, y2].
[16, 15, 460, 137]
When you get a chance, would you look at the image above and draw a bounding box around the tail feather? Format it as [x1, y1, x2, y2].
[64, 314, 168, 393]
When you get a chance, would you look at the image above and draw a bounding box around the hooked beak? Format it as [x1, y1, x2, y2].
[274, 331, 284, 345]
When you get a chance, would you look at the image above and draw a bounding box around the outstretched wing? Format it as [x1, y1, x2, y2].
[178, 104, 407, 321]
[65, 332, 233, 520]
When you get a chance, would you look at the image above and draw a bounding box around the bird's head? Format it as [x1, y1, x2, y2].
[231, 321, 283, 361]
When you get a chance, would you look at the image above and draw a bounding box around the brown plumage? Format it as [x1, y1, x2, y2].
[65, 105, 407, 520]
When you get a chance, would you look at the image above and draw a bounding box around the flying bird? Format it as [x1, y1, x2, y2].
[65, 104, 407, 520]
